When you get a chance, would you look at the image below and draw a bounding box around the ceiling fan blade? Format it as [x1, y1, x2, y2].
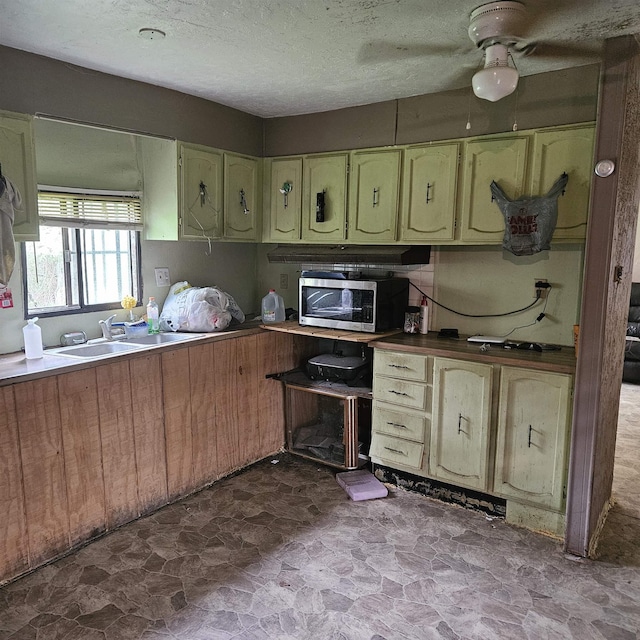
[514, 41, 602, 60]
[357, 40, 466, 65]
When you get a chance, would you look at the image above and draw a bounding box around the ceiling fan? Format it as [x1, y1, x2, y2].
[358, 1, 601, 103]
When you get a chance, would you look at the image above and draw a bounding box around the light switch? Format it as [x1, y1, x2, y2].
[155, 267, 170, 287]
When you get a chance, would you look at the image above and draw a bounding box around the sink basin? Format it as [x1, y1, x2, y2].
[52, 341, 144, 358]
[125, 332, 204, 345]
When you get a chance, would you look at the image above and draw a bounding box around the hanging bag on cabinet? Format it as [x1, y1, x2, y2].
[490, 172, 568, 256]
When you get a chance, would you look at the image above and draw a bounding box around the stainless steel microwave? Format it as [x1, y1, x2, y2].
[299, 275, 409, 333]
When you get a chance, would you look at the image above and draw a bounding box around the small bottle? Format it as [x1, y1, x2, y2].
[23, 317, 44, 359]
[261, 289, 286, 323]
[419, 296, 429, 334]
[147, 297, 160, 334]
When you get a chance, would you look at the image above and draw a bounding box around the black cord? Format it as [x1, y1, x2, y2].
[410, 281, 542, 318]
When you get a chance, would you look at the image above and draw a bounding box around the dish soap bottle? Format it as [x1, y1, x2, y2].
[147, 297, 160, 334]
[261, 289, 285, 323]
[419, 295, 429, 334]
[23, 317, 44, 359]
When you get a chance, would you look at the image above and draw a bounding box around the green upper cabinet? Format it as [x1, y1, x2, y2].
[267, 157, 303, 242]
[429, 357, 493, 492]
[0, 110, 39, 241]
[224, 153, 259, 241]
[400, 142, 459, 242]
[179, 143, 223, 241]
[347, 149, 401, 243]
[302, 153, 348, 243]
[494, 367, 572, 511]
[459, 134, 529, 243]
[529, 123, 595, 240]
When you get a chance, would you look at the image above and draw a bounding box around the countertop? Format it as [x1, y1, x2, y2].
[370, 332, 576, 374]
[0, 323, 265, 387]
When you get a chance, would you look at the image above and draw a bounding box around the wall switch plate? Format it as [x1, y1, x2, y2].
[155, 267, 171, 287]
[279, 273, 289, 290]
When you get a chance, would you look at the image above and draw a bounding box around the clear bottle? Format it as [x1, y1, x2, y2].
[23, 317, 44, 359]
[261, 289, 286, 323]
[147, 297, 160, 334]
[419, 296, 429, 334]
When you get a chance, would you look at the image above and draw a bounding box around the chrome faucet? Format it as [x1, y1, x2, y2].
[99, 314, 124, 341]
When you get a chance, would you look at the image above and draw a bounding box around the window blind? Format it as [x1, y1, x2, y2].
[37, 188, 143, 230]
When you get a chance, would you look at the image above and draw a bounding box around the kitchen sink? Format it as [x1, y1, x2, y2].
[52, 341, 144, 358]
[125, 332, 204, 345]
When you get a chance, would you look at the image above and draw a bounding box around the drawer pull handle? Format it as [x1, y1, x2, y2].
[384, 446, 407, 456]
[528, 424, 533, 448]
[386, 421, 408, 429]
[458, 413, 463, 434]
[389, 364, 409, 369]
[389, 390, 409, 396]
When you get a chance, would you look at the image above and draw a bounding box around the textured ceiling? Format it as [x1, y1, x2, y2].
[0, 0, 639, 118]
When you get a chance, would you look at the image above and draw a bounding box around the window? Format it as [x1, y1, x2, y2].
[22, 188, 142, 317]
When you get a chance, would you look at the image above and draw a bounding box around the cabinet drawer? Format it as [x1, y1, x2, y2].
[374, 351, 428, 382]
[373, 376, 428, 411]
[370, 433, 424, 469]
[373, 402, 426, 443]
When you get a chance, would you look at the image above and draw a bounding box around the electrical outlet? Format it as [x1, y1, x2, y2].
[279, 273, 289, 290]
[535, 278, 548, 299]
[155, 267, 170, 287]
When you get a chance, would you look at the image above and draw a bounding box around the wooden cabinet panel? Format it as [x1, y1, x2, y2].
[214, 340, 240, 476]
[237, 335, 261, 467]
[430, 358, 493, 491]
[224, 153, 259, 241]
[529, 124, 595, 240]
[0, 110, 39, 240]
[189, 342, 218, 487]
[180, 143, 223, 240]
[162, 348, 195, 499]
[96, 362, 139, 529]
[494, 367, 572, 510]
[15, 378, 70, 564]
[302, 153, 348, 242]
[369, 433, 424, 470]
[129, 355, 168, 513]
[373, 351, 428, 382]
[372, 402, 426, 443]
[0, 386, 29, 582]
[459, 135, 529, 243]
[373, 376, 429, 412]
[400, 143, 459, 242]
[269, 157, 303, 241]
[348, 149, 400, 243]
[57, 370, 106, 544]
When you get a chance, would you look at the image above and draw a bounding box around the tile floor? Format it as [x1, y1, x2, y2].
[1, 386, 639, 640]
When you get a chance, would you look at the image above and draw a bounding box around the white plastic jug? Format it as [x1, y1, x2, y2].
[23, 317, 43, 359]
[261, 289, 285, 323]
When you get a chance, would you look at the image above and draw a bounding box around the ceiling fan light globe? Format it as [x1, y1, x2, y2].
[472, 66, 519, 101]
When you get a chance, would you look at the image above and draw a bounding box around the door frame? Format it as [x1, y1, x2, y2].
[565, 35, 640, 556]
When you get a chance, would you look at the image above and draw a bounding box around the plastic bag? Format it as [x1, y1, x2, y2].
[490, 173, 568, 256]
[159, 281, 245, 333]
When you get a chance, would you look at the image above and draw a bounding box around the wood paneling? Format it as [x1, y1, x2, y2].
[0, 386, 29, 582]
[129, 354, 168, 513]
[96, 361, 139, 528]
[14, 378, 69, 564]
[237, 335, 260, 466]
[214, 339, 240, 476]
[162, 348, 194, 498]
[189, 343, 218, 487]
[57, 369, 105, 544]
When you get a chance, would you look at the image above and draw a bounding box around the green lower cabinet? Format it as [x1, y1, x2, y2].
[494, 367, 572, 512]
[429, 358, 493, 492]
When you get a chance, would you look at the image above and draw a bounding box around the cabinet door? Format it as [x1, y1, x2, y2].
[268, 157, 303, 241]
[529, 124, 595, 240]
[459, 135, 529, 243]
[430, 358, 492, 491]
[348, 149, 400, 243]
[302, 153, 347, 242]
[180, 143, 223, 240]
[224, 153, 259, 241]
[0, 110, 39, 240]
[494, 367, 572, 511]
[400, 143, 459, 242]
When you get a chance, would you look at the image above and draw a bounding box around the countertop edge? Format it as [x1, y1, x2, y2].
[0, 325, 265, 387]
